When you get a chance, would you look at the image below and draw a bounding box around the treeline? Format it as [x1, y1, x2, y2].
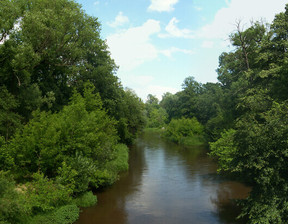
[145, 4, 288, 223]
[0, 0, 145, 223]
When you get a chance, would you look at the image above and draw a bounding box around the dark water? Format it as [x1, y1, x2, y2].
[75, 132, 250, 224]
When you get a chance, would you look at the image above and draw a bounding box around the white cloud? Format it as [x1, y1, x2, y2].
[108, 11, 129, 28]
[93, 1, 100, 6]
[201, 41, 214, 49]
[148, 0, 179, 12]
[198, 0, 285, 40]
[160, 47, 194, 57]
[107, 18, 196, 72]
[159, 17, 194, 38]
[106, 19, 161, 71]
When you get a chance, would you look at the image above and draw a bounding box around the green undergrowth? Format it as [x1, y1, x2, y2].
[0, 143, 129, 224]
[95, 144, 129, 187]
[73, 191, 98, 208]
[26, 191, 98, 224]
[29, 205, 79, 224]
[107, 144, 129, 173]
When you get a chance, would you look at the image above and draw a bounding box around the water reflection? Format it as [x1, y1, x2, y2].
[75, 141, 147, 224]
[76, 132, 250, 224]
[209, 181, 250, 224]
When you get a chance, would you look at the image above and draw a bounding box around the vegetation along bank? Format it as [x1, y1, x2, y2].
[1, 0, 288, 223]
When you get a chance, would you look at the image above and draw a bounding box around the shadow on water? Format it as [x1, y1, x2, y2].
[75, 140, 147, 224]
[75, 132, 250, 224]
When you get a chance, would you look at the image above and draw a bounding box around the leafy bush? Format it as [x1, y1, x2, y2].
[3, 86, 118, 180]
[26, 172, 72, 214]
[0, 140, 15, 171]
[29, 204, 79, 224]
[90, 144, 129, 188]
[56, 162, 77, 193]
[209, 129, 237, 172]
[147, 108, 168, 128]
[107, 144, 129, 173]
[67, 153, 98, 194]
[52, 205, 79, 224]
[163, 117, 204, 145]
[74, 191, 97, 208]
[0, 172, 28, 224]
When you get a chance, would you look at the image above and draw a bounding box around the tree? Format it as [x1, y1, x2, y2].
[147, 107, 168, 128]
[178, 76, 202, 118]
[7, 86, 118, 179]
[116, 88, 145, 144]
[0, 0, 144, 143]
[209, 5, 288, 222]
[0, 86, 22, 140]
[163, 117, 204, 145]
[146, 94, 159, 105]
[0, 0, 118, 118]
[160, 92, 181, 121]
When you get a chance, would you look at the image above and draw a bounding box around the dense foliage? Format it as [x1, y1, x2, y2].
[0, 0, 144, 223]
[207, 6, 288, 222]
[163, 117, 204, 146]
[0, 0, 145, 144]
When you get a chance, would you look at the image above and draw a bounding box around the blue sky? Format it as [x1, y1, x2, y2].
[76, 0, 286, 100]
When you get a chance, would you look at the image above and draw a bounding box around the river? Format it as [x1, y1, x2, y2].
[75, 131, 250, 224]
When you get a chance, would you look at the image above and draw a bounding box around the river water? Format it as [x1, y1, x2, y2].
[75, 132, 250, 224]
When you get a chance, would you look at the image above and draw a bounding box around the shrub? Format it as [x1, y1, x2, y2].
[29, 204, 79, 224]
[6, 87, 118, 179]
[163, 117, 204, 145]
[74, 191, 97, 208]
[209, 129, 237, 172]
[26, 172, 72, 214]
[52, 205, 79, 224]
[67, 153, 98, 194]
[0, 137, 14, 171]
[90, 144, 129, 188]
[0, 172, 29, 224]
[107, 144, 129, 173]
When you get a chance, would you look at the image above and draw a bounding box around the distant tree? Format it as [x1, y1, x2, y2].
[146, 94, 159, 105]
[160, 92, 181, 121]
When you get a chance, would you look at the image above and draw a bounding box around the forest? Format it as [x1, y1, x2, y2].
[1, 0, 288, 223]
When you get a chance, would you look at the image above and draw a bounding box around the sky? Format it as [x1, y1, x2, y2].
[75, 0, 286, 101]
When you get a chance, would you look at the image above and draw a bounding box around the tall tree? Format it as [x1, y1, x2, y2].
[0, 0, 145, 142]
